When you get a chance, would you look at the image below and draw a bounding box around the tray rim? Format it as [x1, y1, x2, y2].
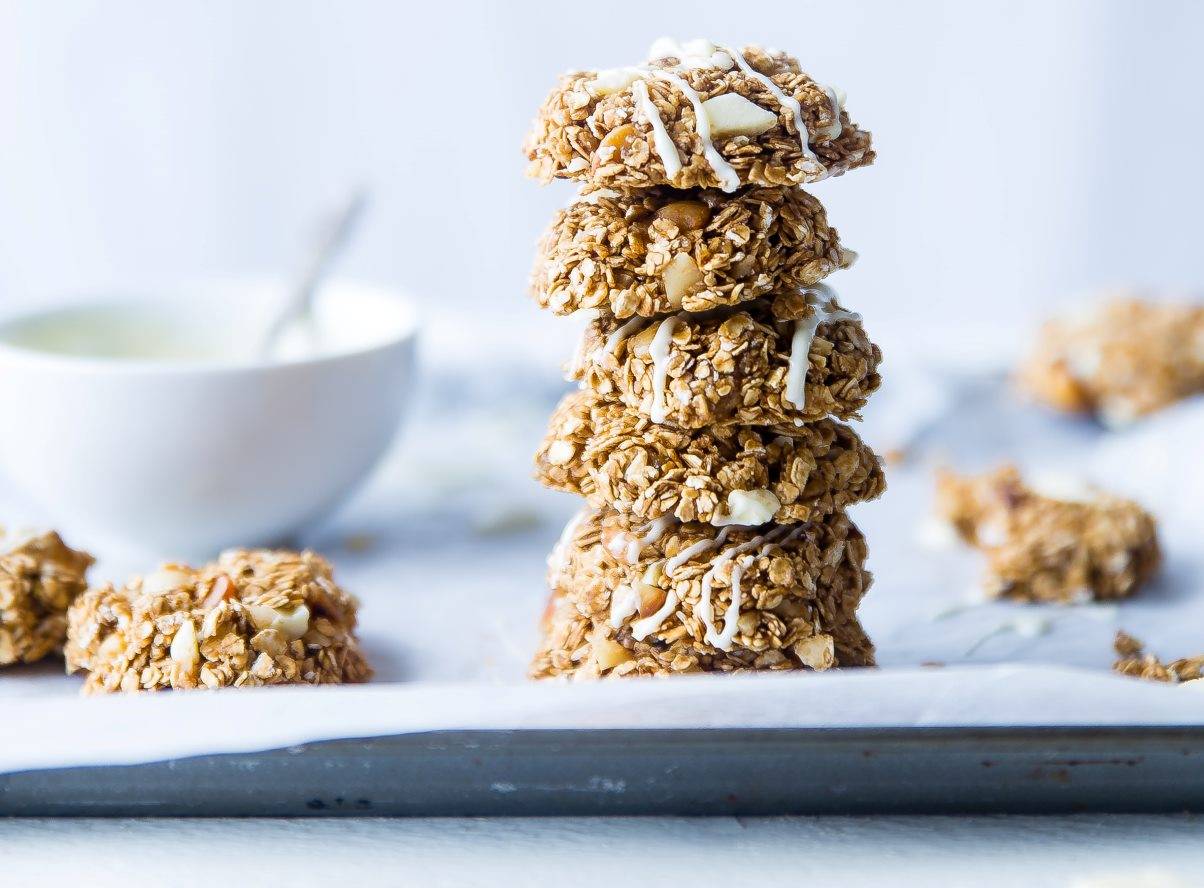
[5, 723, 1204, 817]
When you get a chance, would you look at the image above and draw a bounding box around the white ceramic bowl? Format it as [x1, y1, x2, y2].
[0, 278, 418, 557]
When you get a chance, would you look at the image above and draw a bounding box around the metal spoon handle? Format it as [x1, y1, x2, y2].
[259, 188, 369, 357]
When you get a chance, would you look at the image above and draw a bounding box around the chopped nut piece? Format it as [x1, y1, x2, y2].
[545, 439, 576, 465]
[936, 465, 1160, 603]
[65, 549, 370, 693]
[594, 123, 637, 164]
[661, 252, 703, 307]
[246, 603, 310, 641]
[713, 489, 781, 527]
[792, 634, 836, 670]
[702, 92, 778, 137]
[169, 618, 199, 669]
[591, 633, 635, 671]
[654, 199, 711, 232]
[636, 582, 667, 618]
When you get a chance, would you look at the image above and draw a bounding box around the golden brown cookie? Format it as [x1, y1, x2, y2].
[533, 185, 853, 318]
[536, 389, 884, 526]
[0, 530, 93, 666]
[66, 549, 370, 693]
[533, 508, 874, 679]
[569, 286, 881, 429]
[525, 39, 873, 191]
[936, 465, 1160, 603]
[1018, 297, 1204, 427]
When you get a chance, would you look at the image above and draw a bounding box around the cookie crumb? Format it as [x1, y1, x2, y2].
[1113, 631, 1204, 684]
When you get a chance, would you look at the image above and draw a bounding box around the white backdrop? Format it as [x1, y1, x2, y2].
[1, 0, 1202, 364]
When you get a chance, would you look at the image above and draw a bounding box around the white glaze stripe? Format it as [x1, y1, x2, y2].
[598, 316, 645, 362]
[632, 78, 683, 182]
[547, 508, 594, 584]
[725, 44, 822, 173]
[649, 313, 685, 423]
[645, 68, 741, 192]
[784, 284, 862, 410]
[608, 515, 675, 565]
[664, 527, 731, 577]
[822, 85, 843, 140]
[699, 526, 790, 649]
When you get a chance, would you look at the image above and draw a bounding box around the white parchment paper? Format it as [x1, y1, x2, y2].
[1, 344, 1201, 776]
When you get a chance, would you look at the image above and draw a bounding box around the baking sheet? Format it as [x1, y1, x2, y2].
[2, 337, 1203, 777]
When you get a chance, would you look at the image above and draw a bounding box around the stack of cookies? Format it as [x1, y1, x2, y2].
[523, 38, 885, 679]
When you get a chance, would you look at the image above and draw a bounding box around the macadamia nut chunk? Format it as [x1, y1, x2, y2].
[0, 530, 93, 666]
[935, 466, 1160, 604]
[65, 549, 370, 693]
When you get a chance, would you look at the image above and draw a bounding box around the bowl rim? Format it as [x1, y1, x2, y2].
[0, 276, 420, 377]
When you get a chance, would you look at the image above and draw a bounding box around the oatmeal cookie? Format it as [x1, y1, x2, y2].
[536, 389, 884, 527]
[1113, 631, 1204, 684]
[533, 185, 853, 318]
[525, 39, 873, 191]
[65, 549, 371, 693]
[1018, 297, 1204, 427]
[935, 466, 1160, 603]
[532, 508, 874, 679]
[569, 286, 881, 429]
[0, 530, 93, 665]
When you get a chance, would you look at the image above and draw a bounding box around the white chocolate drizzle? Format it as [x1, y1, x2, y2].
[547, 508, 593, 585]
[700, 524, 807, 650]
[617, 525, 733, 637]
[607, 515, 675, 564]
[821, 85, 843, 140]
[598, 316, 645, 362]
[724, 44, 823, 176]
[665, 527, 731, 576]
[609, 584, 640, 629]
[784, 284, 861, 410]
[568, 315, 645, 382]
[644, 67, 741, 192]
[629, 584, 677, 641]
[632, 78, 683, 182]
[648, 313, 685, 423]
[591, 40, 849, 192]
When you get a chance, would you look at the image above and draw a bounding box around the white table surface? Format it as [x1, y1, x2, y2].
[0, 815, 1199, 887]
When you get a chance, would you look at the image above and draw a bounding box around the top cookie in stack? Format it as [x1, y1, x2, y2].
[525, 38, 874, 191]
[524, 39, 884, 680]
